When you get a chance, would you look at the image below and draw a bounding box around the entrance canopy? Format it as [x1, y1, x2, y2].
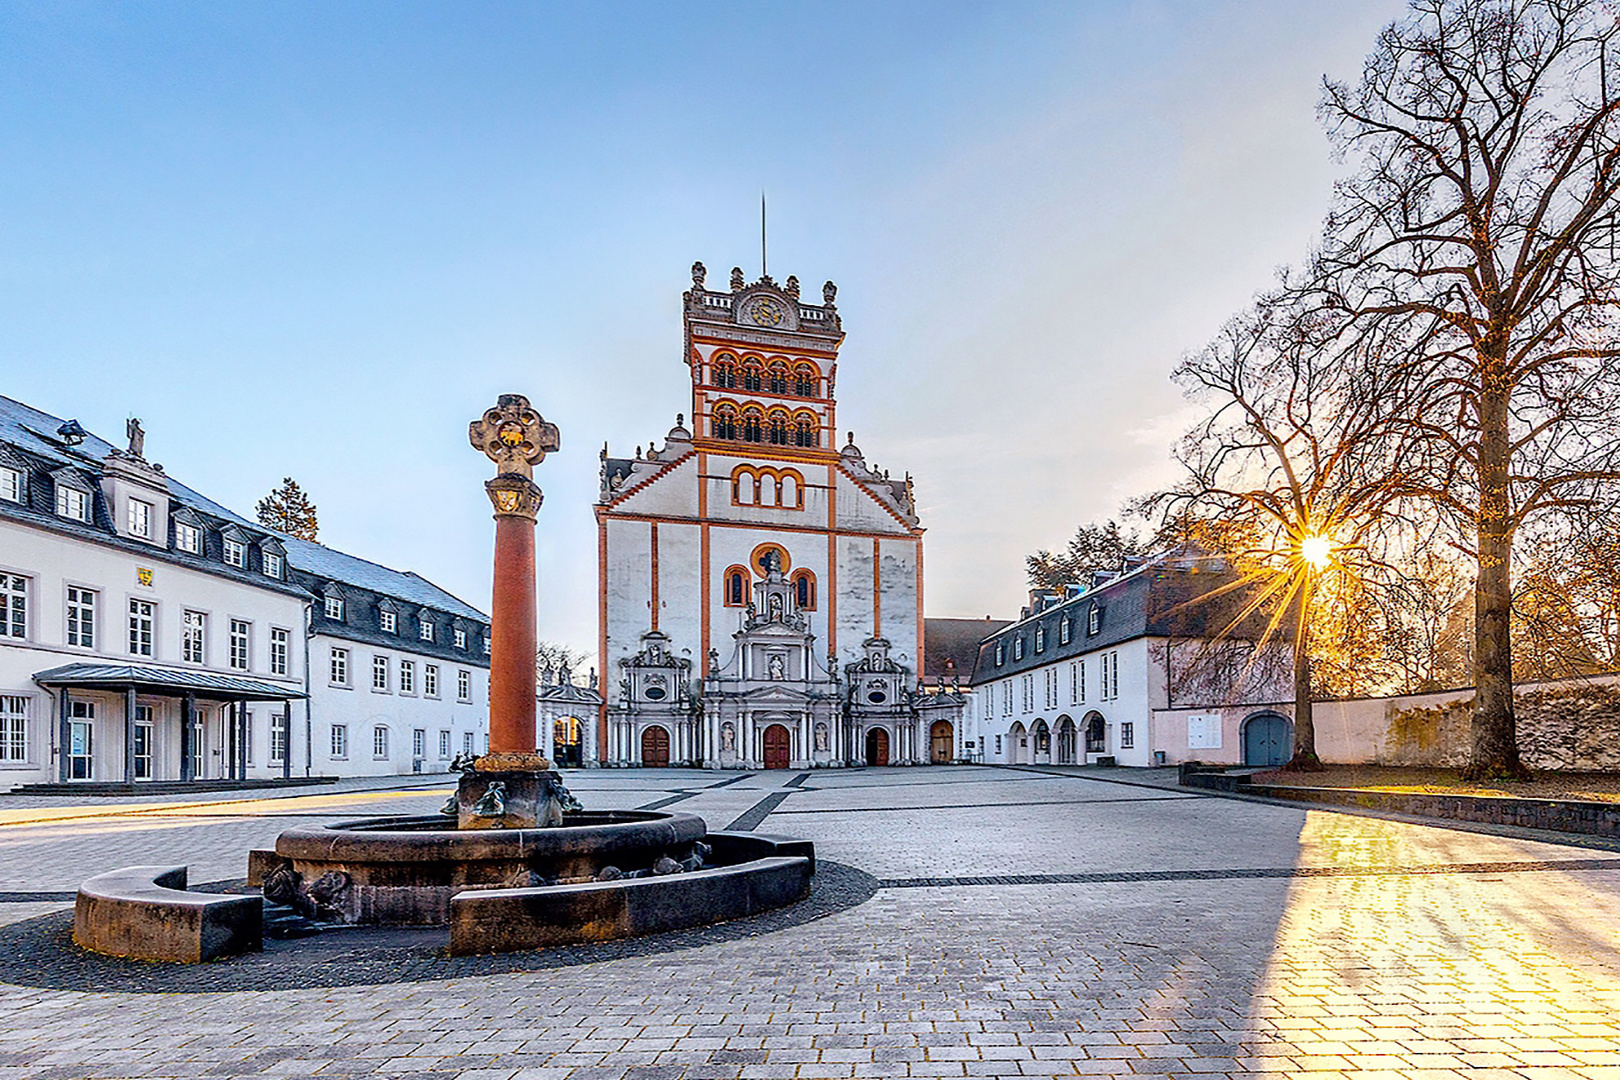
[33, 663, 307, 701]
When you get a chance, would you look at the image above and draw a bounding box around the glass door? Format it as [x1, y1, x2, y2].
[133, 704, 154, 780]
[68, 700, 94, 780]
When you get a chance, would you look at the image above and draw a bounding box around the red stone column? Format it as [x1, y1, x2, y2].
[488, 512, 537, 755]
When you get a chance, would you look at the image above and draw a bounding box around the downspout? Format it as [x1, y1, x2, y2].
[303, 600, 313, 777]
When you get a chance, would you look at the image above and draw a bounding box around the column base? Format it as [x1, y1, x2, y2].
[457, 765, 565, 829]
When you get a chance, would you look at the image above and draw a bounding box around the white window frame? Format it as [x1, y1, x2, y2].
[175, 521, 201, 554]
[462, 731, 474, 756]
[1059, 617, 1071, 646]
[262, 551, 283, 578]
[330, 647, 349, 686]
[128, 498, 152, 539]
[66, 585, 96, 649]
[454, 627, 467, 650]
[457, 669, 471, 702]
[438, 730, 451, 759]
[330, 723, 348, 759]
[419, 619, 435, 642]
[413, 728, 426, 758]
[380, 610, 397, 634]
[0, 695, 30, 764]
[373, 725, 389, 759]
[0, 466, 21, 503]
[270, 712, 287, 763]
[128, 597, 155, 657]
[1120, 721, 1134, 750]
[324, 595, 344, 620]
[223, 538, 247, 568]
[0, 574, 25, 641]
[56, 486, 88, 522]
[373, 655, 390, 692]
[399, 660, 415, 695]
[182, 610, 206, 664]
[269, 627, 289, 676]
[424, 664, 439, 698]
[229, 619, 251, 671]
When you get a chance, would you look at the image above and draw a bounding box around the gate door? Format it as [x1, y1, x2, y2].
[762, 724, 791, 769]
[640, 725, 670, 767]
[1243, 714, 1289, 767]
[864, 727, 889, 767]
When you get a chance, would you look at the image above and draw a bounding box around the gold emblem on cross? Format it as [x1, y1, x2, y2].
[469, 394, 560, 479]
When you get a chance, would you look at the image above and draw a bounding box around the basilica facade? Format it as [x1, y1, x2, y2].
[594, 263, 947, 768]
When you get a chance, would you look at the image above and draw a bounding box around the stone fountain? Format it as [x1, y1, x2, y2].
[72, 395, 813, 962]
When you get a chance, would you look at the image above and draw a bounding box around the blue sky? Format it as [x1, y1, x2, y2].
[1, 1, 1403, 658]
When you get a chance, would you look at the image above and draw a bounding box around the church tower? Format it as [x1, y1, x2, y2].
[595, 262, 928, 768]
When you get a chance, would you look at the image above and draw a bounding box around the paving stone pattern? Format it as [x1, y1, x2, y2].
[2, 766, 1620, 1079]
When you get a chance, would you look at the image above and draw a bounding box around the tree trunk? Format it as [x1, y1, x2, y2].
[1285, 570, 1321, 770]
[1466, 353, 1528, 780]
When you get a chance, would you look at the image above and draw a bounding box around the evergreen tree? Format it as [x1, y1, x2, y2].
[256, 477, 319, 541]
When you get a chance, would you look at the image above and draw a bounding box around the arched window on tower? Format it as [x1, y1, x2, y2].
[711, 357, 737, 388]
[767, 362, 790, 395]
[712, 407, 737, 440]
[742, 364, 763, 393]
[723, 566, 750, 607]
[732, 467, 757, 505]
[794, 415, 818, 447]
[767, 412, 789, 445]
[792, 569, 817, 611]
[741, 410, 763, 443]
[794, 364, 817, 397]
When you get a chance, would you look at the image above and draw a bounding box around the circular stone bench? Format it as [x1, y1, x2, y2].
[74, 865, 262, 963]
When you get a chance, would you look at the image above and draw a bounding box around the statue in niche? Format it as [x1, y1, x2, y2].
[814, 723, 828, 752]
[768, 594, 783, 621]
[721, 722, 736, 752]
[768, 654, 785, 681]
[126, 418, 145, 458]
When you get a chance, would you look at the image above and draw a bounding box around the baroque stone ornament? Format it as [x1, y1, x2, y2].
[469, 394, 559, 480]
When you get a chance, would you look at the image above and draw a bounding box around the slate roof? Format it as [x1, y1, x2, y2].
[969, 555, 1269, 686]
[922, 617, 1011, 684]
[0, 395, 486, 624]
[32, 663, 307, 700]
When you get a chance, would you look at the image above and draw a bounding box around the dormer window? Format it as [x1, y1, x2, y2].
[1088, 606, 1102, 635]
[994, 642, 1005, 666]
[454, 627, 467, 649]
[1013, 636, 1025, 660]
[128, 498, 152, 539]
[1035, 625, 1046, 653]
[175, 521, 201, 554]
[1059, 617, 1071, 645]
[380, 610, 397, 633]
[262, 551, 283, 578]
[224, 538, 247, 568]
[56, 487, 88, 522]
[324, 595, 344, 621]
[419, 618, 435, 642]
[0, 466, 21, 503]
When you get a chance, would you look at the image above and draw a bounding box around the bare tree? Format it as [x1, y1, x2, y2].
[1311, 0, 1620, 777]
[1026, 520, 1146, 591]
[1157, 301, 1424, 769]
[536, 641, 588, 685]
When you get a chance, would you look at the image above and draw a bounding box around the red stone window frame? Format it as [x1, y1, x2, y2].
[792, 569, 817, 611]
[723, 565, 750, 607]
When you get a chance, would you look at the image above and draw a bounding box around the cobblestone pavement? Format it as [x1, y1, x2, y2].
[3, 766, 1620, 1079]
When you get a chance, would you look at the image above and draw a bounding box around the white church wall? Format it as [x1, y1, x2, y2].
[604, 457, 697, 518]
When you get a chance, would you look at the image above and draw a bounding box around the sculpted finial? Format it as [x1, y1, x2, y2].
[730, 267, 745, 291]
[691, 261, 706, 289]
[469, 394, 559, 480]
[785, 275, 800, 299]
[822, 280, 837, 306]
[126, 418, 145, 458]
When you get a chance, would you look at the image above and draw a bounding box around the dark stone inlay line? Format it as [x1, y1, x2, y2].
[0, 891, 75, 903]
[634, 794, 694, 811]
[774, 795, 1196, 815]
[785, 772, 812, 789]
[705, 773, 753, 789]
[726, 791, 793, 831]
[878, 857, 1620, 890]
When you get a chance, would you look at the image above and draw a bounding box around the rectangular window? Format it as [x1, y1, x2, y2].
[66, 586, 96, 648]
[331, 724, 348, 758]
[0, 695, 28, 762]
[1111, 652, 1120, 699]
[262, 552, 283, 578]
[438, 730, 450, 759]
[462, 731, 474, 755]
[182, 610, 206, 664]
[380, 610, 397, 633]
[425, 665, 439, 698]
[1001, 682, 1011, 716]
[229, 619, 250, 670]
[1120, 722, 1135, 750]
[56, 486, 88, 521]
[269, 627, 289, 676]
[324, 595, 344, 620]
[1080, 659, 1087, 703]
[373, 655, 389, 691]
[419, 619, 435, 642]
[373, 726, 389, 758]
[270, 712, 286, 763]
[1035, 626, 1045, 653]
[242, 710, 253, 765]
[330, 647, 349, 685]
[457, 669, 471, 702]
[1059, 617, 1071, 645]
[1, 575, 24, 640]
[454, 628, 467, 650]
[412, 728, 425, 758]
[175, 521, 201, 554]
[133, 705, 153, 778]
[1088, 607, 1102, 635]
[0, 466, 20, 503]
[224, 538, 246, 568]
[128, 598, 154, 657]
[128, 498, 152, 538]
